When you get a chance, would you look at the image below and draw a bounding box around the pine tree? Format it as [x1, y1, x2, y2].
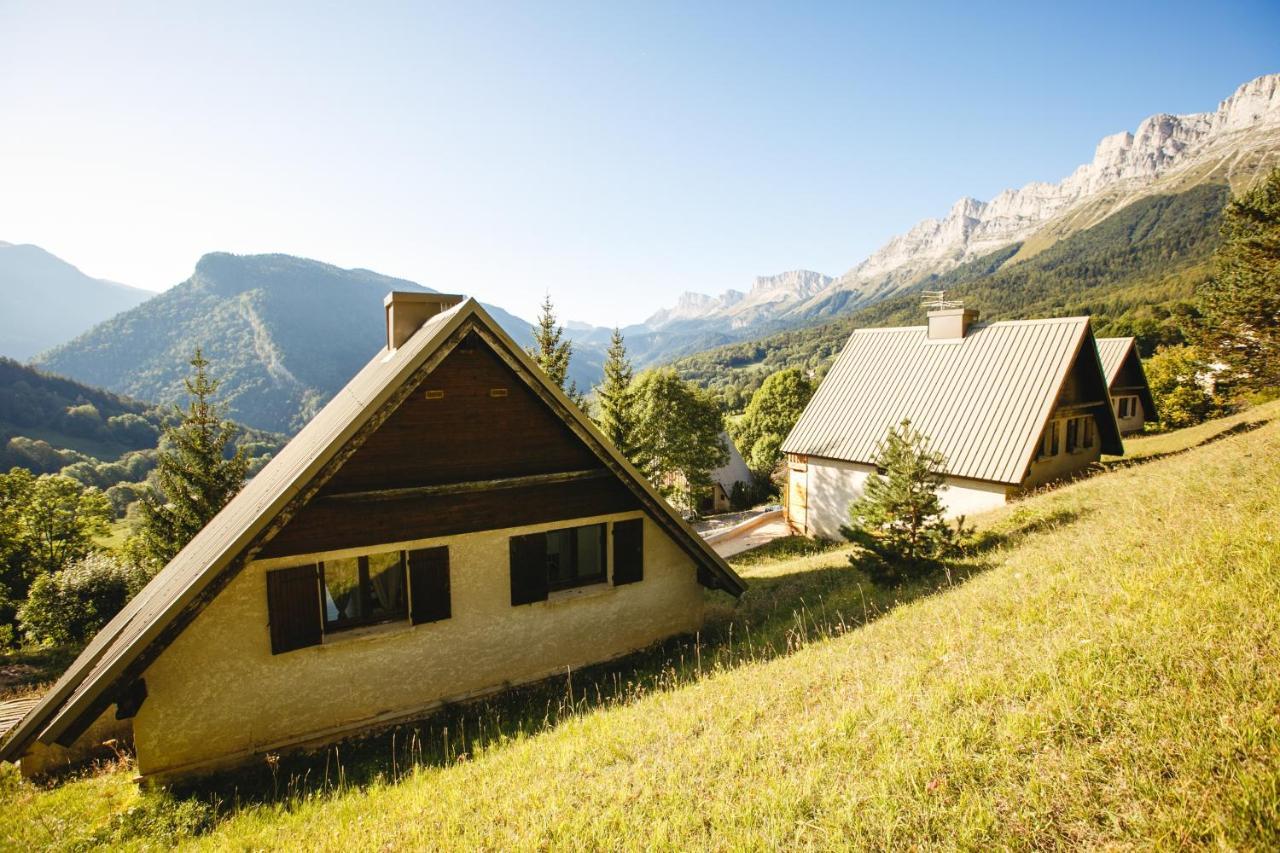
[594, 328, 636, 458]
[1198, 167, 1280, 392]
[526, 293, 581, 403]
[137, 348, 248, 566]
[841, 420, 969, 585]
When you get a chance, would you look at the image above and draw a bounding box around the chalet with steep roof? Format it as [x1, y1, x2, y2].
[781, 308, 1124, 539]
[1097, 336, 1158, 435]
[0, 293, 743, 781]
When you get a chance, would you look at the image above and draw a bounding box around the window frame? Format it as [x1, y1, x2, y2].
[320, 551, 409, 634]
[544, 523, 609, 593]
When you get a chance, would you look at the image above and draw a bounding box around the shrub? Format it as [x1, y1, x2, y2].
[18, 553, 150, 645]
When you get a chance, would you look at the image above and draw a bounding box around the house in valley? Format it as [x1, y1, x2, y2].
[1097, 336, 1158, 435]
[0, 293, 745, 782]
[781, 307, 1124, 539]
[701, 432, 753, 514]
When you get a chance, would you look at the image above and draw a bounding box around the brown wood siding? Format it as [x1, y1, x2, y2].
[611, 518, 643, 585]
[408, 547, 450, 624]
[260, 477, 640, 558]
[320, 332, 600, 495]
[265, 565, 322, 654]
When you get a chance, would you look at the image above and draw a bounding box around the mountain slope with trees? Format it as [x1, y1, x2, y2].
[674, 183, 1230, 407]
[35, 253, 606, 434]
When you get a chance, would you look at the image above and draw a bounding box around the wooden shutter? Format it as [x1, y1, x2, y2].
[408, 547, 451, 624]
[612, 518, 644, 585]
[266, 564, 322, 655]
[509, 533, 548, 606]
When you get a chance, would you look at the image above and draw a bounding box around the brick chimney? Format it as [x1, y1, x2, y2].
[927, 307, 981, 340]
[384, 292, 464, 350]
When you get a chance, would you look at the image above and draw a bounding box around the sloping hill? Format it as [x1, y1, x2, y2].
[35, 253, 605, 433]
[3, 404, 1277, 848]
[0, 242, 151, 361]
[675, 183, 1228, 405]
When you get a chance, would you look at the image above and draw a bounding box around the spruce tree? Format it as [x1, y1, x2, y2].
[137, 348, 248, 566]
[841, 420, 969, 585]
[594, 328, 636, 458]
[1198, 167, 1280, 392]
[527, 293, 581, 402]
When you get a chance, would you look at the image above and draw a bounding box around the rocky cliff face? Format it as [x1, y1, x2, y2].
[645, 73, 1280, 332]
[795, 73, 1280, 316]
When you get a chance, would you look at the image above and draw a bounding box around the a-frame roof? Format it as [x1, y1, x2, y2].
[781, 317, 1124, 484]
[1097, 337, 1158, 421]
[0, 298, 744, 763]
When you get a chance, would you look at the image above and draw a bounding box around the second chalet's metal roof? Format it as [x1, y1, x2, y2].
[1097, 337, 1137, 386]
[0, 298, 745, 764]
[782, 317, 1100, 485]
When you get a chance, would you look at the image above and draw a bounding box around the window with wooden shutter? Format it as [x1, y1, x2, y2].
[510, 533, 549, 606]
[408, 546, 451, 624]
[612, 518, 643, 586]
[266, 564, 322, 655]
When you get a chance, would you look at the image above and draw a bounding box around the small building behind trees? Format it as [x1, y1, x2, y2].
[702, 432, 753, 514]
[0, 293, 743, 781]
[781, 308, 1124, 539]
[1097, 337, 1158, 435]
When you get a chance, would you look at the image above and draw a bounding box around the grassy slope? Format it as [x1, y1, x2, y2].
[4, 405, 1280, 849]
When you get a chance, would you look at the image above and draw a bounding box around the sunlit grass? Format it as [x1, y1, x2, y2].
[3, 409, 1280, 849]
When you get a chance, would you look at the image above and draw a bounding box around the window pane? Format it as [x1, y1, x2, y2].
[576, 524, 605, 582]
[545, 529, 574, 588]
[368, 551, 406, 616]
[323, 557, 362, 624]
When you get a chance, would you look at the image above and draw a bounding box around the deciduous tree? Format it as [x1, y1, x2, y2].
[732, 368, 814, 475]
[630, 368, 728, 514]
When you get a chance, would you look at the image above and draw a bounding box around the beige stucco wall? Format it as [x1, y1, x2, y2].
[1113, 396, 1146, 435]
[792, 457, 1011, 540]
[132, 510, 703, 779]
[1022, 425, 1103, 491]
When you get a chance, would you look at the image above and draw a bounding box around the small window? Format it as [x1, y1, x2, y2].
[1117, 397, 1130, 418]
[1066, 418, 1080, 453]
[1083, 417, 1096, 448]
[510, 523, 609, 604]
[321, 550, 407, 632]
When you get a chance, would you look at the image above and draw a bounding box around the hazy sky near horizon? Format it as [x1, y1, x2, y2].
[1, 2, 1277, 327]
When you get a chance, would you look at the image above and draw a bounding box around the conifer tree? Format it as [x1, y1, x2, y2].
[1198, 167, 1280, 391]
[137, 348, 248, 566]
[527, 293, 581, 403]
[594, 328, 636, 459]
[841, 420, 969, 585]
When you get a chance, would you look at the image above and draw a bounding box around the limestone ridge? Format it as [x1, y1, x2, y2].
[645, 73, 1280, 330]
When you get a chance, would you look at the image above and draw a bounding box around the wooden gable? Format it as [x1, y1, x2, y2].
[260, 330, 640, 558]
[1051, 331, 1124, 455]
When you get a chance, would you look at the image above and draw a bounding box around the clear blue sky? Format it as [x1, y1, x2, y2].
[1, 1, 1276, 326]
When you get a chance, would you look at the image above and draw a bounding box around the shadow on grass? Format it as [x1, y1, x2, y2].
[1102, 419, 1270, 471]
[146, 519, 1090, 827]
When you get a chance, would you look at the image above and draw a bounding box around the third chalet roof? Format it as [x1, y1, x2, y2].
[782, 316, 1116, 485]
[1096, 336, 1138, 385]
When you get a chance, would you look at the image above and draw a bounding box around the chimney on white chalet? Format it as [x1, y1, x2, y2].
[926, 306, 981, 340]
[384, 291, 464, 350]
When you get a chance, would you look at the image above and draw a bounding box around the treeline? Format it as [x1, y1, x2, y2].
[0, 358, 284, 517]
[1, 350, 253, 648]
[675, 184, 1229, 410]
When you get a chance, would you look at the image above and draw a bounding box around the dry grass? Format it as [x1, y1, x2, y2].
[3, 409, 1280, 850]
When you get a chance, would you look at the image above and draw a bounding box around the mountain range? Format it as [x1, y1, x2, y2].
[643, 73, 1280, 333]
[34, 253, 605, 433]
[0, 242, 152, 360]
[4, 73, 1278, 435]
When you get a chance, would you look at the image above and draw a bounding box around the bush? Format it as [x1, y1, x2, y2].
[18, 553, 149, 645]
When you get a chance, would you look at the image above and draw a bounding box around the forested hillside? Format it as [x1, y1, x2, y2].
[0, 358, 283, 515]
[674, 184, 1228, 407]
